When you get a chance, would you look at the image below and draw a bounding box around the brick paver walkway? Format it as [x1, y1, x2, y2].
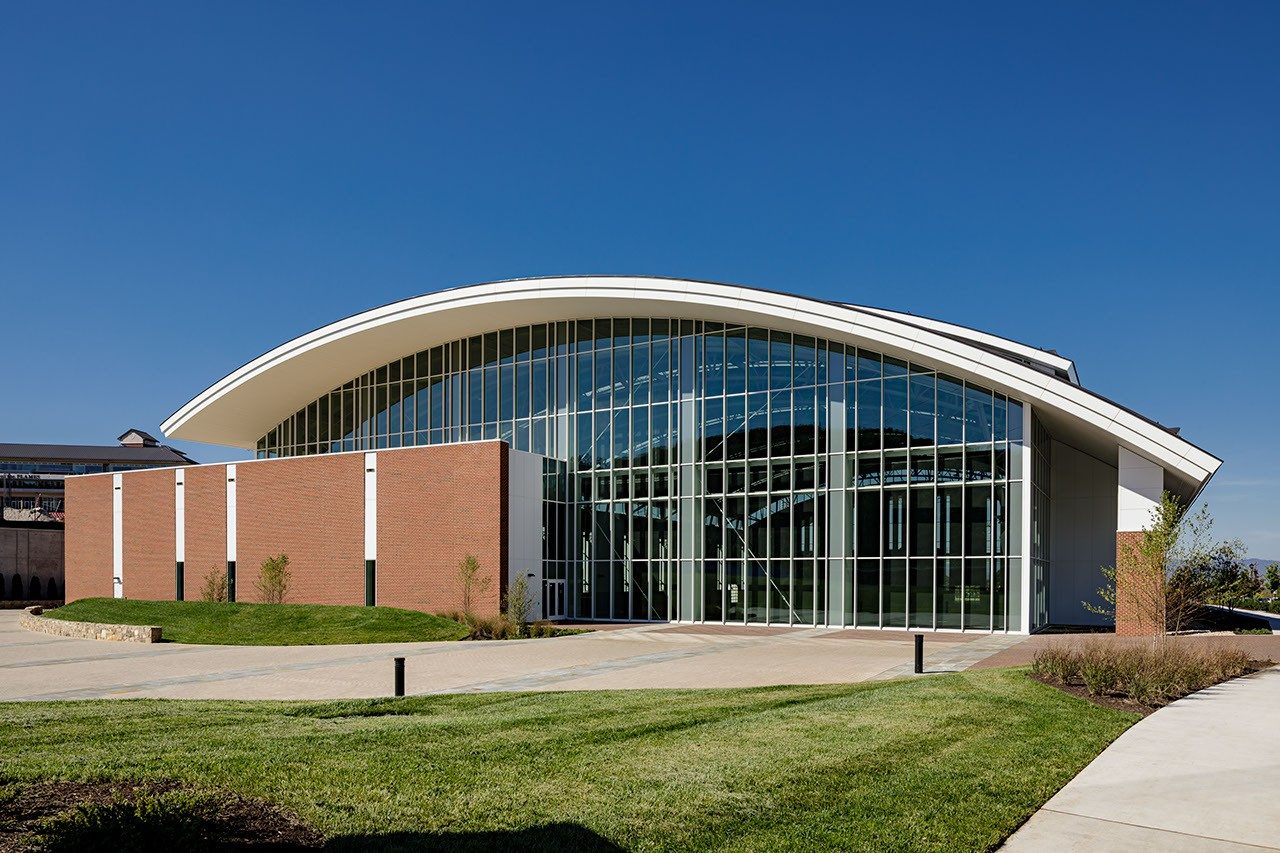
[0, 611, 1027, 701]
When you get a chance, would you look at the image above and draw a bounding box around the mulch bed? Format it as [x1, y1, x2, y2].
[1030, 659, 1274, 717]
[1028, 672, 1159, 716]
[0, 780, 324, 852]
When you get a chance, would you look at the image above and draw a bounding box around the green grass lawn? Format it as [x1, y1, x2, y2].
[0, 669, 1135, 851]
[47, 598, 469, 645]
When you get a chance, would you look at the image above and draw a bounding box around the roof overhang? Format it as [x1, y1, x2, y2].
[161, 276, 1220, 495]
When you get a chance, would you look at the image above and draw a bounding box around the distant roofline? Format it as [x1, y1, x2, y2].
[0, 442, 196, 465]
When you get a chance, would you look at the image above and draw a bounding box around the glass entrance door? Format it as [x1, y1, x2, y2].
[544, 579, 566, 620]
[1031, 561, 1049, 631]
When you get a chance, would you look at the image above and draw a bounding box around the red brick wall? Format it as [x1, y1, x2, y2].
[236, 454, 364, 605]
[184, 465, 227, 596]
[121, 469, 176, 601]
[377, 443, 507, 617]
[63, 443, 510, 615]
[64, 475, 114, 602]
[1115, 530, 1164, 637]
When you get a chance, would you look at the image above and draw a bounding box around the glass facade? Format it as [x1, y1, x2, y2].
[257, 318, 1029, 630]
[1030, 412, 1052, 631]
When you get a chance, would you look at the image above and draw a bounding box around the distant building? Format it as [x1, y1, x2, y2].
[1, 429, 194, 519]
[0, 430, 194, 603]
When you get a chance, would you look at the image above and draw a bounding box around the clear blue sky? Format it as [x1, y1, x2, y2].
[2, 2, 1276, 555]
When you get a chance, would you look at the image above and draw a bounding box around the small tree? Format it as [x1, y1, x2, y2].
[255, 554, 291, 604]
[1265, 564, 1280, 598]
[200, 567, 228, 602]
[458, 554, 490, 624]
[1086, 493, 1242, 634]
[505, 574, 533, 636]
[1204, 557, 1262, 612]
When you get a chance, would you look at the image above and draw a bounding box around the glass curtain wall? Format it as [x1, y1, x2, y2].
[258, 318, 1027, 630]
[1030, 413, 1052, 631]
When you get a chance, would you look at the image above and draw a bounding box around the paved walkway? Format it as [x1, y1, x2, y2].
[1003, 665, 1280, 851]
[868, 632, 1028, 680]
[0, 611, 1021, 701]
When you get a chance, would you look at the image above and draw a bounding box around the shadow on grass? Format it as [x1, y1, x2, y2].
[324, 823, 626, 852]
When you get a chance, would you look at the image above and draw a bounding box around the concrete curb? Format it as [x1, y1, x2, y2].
[18, 607, 162, 643]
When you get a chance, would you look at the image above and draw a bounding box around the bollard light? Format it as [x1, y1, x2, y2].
[913, 634, 924, 674]
[394, 656, 406, 697]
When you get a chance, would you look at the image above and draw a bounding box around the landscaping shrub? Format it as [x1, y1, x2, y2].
[1237, 597, 1280, 616]
[435, 612, 584, 640]
[1032, 645, 1078, 684]
[1075, 645, 1121, 697]
[465, 614, 520, 640]
[457, 555, 490, 623]
[505, 574, 532, 634]
[254, 553, 291, 605]
[33, 789, 219, 852]
[199, 568, 227, 603]
[1031, 641, 1253, 707]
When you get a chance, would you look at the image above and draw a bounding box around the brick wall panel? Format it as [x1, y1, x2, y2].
[122, 469, 177, 601]
[1114, 530, 1164, 637]
[63, 475, 114, 602]
[236, 454, 364, 605]
[184, 465, 227, 598]
[377, 443, 507, 617]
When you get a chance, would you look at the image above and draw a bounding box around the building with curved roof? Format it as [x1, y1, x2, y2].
[67, 277, 1219, 634]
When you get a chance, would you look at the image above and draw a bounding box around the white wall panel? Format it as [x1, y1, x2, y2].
[1117, 447, 1163, 533]
[175, 469, 185, 563]
[364, 453, 377, 561]
[507, 449, 544, 617]
[112, 474, 123, 598]
[225, 465, 237, 562]
[1051, 441, 1117, 626]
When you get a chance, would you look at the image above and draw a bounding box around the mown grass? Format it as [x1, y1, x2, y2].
[0, 669, 1135, 851]
[47, 598, 469, 646]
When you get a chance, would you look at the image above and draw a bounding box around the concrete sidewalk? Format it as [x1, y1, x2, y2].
[0, 611, 1022, 701]
[1003, 666, 1280, 851]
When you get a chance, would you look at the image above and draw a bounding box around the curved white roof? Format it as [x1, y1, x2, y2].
[161, 276, 1219, 492]
[852, 305, 1080, 385]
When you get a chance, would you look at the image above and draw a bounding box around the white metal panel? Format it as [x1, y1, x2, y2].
[1020, 403, 1033, 634]
[225, 465, 237, 562]
[507, 449, 544, 617]
[855, 304, 1078, 381]
[1050, 440, 1118, 626]
[1117, 447, 1163, 533]
[364, 453, 377, 562]
[175, 469, 185, 563]
[112, 474, 123, 598]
